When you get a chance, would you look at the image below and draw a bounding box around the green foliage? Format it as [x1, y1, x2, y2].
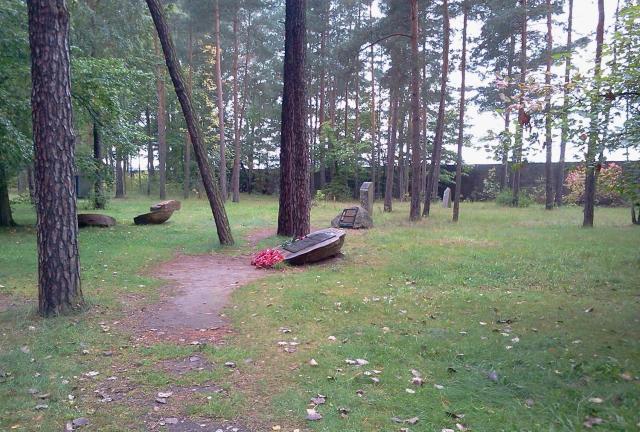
[496, 189, 532, 207]
[0, 0, 31, 173]
[321, 180, 353, 201]
[565, 163, 625, 206]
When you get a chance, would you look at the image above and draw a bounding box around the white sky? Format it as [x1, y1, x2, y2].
[450, 0, 639, 163]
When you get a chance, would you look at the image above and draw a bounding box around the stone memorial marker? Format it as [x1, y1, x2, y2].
[331, 205, 373, 229]
[359, 182, 374, 214]
[442, 187, 452, 208]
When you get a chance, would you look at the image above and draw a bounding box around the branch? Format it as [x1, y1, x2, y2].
[360, 33, 411, 52]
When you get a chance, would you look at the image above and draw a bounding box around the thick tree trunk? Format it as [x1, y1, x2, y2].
[231, 12, 241, 203]
[423, 0, 449, 217]
[397, 114, 405, 200]
[544, 0, 553, 210]
[146, 0, 233, 245]
[93, 121, 105, 208]
[277, 0, 310, 238]
[409, 0, 422, 221]
[583, 0, 604, 227]
[453, 2, 468, 222]
[28, 0, 83, 316]
[214, 0, 227, 200]
[154, 36, 167, 200]
[0, 164, 16, 227]
[512, 0, 527, 206]
[184, 20, 193, 199]
[384, 87, 399, 212]
[555, 0, 573, 206]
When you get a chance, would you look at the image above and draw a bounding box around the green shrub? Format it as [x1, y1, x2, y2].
[496, 189, 533, 207]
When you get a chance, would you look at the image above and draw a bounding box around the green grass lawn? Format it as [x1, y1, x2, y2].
[1, 195, 638, 431]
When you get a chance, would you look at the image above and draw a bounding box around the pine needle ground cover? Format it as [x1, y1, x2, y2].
[0, 196, 638, 431]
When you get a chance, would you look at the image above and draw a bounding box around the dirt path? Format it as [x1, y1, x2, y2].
[127, 253, 268, 343]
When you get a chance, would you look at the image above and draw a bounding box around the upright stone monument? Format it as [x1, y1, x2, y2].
[442, 187, 452, 208]
[359, 182, 374, 214]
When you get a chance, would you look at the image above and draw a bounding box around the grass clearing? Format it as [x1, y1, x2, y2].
[1, 195, 638, 431]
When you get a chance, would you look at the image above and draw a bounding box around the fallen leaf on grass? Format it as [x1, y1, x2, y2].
[157, 391, 173, 398]
[309, 358, 318, 366]
[583, 416, 604, 428]
[434, 384, 444, 390]
[310, 394, 326, 405]
[306, 408, 323, 421]
[588, 397, 603, 404]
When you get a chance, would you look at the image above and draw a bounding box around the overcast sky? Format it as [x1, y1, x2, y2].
[451, 0, 638, 164]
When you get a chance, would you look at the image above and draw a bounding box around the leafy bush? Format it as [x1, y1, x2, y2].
[496, 189, 533, 207]
[321, 181, 352, 201]
[565, 163, 624, 206]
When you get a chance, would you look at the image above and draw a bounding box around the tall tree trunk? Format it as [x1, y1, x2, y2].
[154, 36, 167, 200]
[423, 0, 449, 217]
[453, 2, 468, 222]
[27, 164, 36, 204]
[397, 110, 405, 200]
[0, 164, 16, 227]
[555, 0, 573, 205]
[145, 107, 153, 195]
[115, 153, 125, 198]
[512, 0, 527, 206]
[184, 19, 193, 199]
[277, 0, 310, 237]
[369, 1, 377, 187]
[583, 0, 604, 227]
[500, 35, 516, 191]
[328, 81, 337, 181]
[93, 121, 105, 208]
[318, 5, 327, 188]
[409, 0, 422, 221]
[146, 0, 233, 245]
[28, 0, 83, 316]
[231, 12, 241, 202]
[544, 0, 553, 210]
[384, 87, 399, 212]
[214, 0, 227, 200]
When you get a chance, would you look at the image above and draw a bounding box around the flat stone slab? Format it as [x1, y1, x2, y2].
[151, 200, 181, 212]
[78, 213, 116, 228]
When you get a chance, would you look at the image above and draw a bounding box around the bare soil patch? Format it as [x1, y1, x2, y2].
[126, 254, 269, 342]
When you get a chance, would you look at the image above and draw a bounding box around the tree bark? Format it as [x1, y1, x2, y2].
[146, 0, 233, 245]
[544, 0, 553, 210]
[115, 153, 125, 198]
[154, 36, 167, 200]
[277, 0, 310, 238]
[512, 0, 527, 206]
[231, 12, 241, 203]
[583, 0, 604, 227]
[384, 87, 399, 212]
[409, 0, 422, 221]
[28, 0, 83, 316]
[214, 0, 227, 200]
[500, 35, 516, 191]
[369, 1, 377, 188]
[184, 19, 193, 199]
[0, 164, 16, 227]
[145, 107, 153, 195]
[453, 2, 468, 222]
[92, 121, 105, 208]
[555, 0, 573, 206]
[423, 0, 449, 217]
